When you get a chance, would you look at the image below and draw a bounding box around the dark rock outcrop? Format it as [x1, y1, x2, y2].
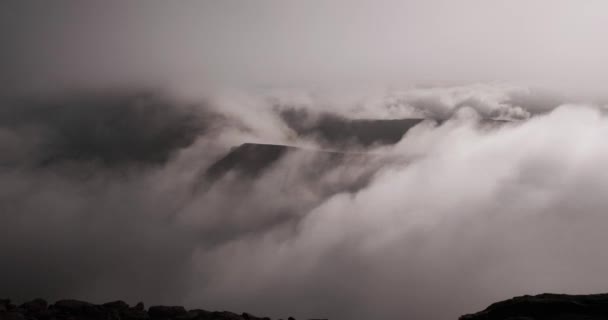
[202, 117, 511, 184]
[460, 293, 608, 320]
[204, 143, 297, 181]
[0, 298, 325, 320]
[279, 108, 511, 148]
[201, 143, 360, 186]
[148, 305, 187, 319]
[198, 142, 382, 197]
[20, 298, 47, 313]
[282, 112, 424, 147]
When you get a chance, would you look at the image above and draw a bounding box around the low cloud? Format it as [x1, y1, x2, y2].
[1, 84, 607, 320]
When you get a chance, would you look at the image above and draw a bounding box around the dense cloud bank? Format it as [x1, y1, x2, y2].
[0, 91, 213, 168]
[1, 84, 607, 320]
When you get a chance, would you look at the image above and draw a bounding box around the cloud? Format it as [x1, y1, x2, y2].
[183, 103, 608, 319]
[0, 90, 215, 168]
[2, 85, 608, 320]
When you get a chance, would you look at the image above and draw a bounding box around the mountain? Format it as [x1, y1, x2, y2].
[204, 143, 349, 181]
[460, 293, 608, 320]
[279, 109, 425, 147]
[0, 298, 326, 320]
[202, 117, 510, 183]
[280, 109, 511, 148]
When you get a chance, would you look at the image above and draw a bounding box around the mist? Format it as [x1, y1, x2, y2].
[2, 1, 608, 320]
[1, 85, 607, 320]
[3, 0, 608, 95]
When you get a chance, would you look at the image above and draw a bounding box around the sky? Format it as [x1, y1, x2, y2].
[2, 0, 608, 94]
[2, 1, 608, 320]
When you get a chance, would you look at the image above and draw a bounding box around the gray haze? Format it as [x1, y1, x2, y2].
[2, 85, 607, 320]
[2, 0, 608, 94]
[2, 1, 608, 320]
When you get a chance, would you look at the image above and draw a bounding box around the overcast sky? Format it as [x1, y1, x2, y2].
[2, 0, 608, 94]
[3, 2, 608, 320]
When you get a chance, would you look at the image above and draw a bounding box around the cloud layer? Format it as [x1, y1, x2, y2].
[1, 84, 608, 320]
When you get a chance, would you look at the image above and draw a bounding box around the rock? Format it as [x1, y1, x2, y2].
[148, 305, 188, 319]
[242, 312, 270, 320]
[18, 298, 49, 318]
[187, 309, 214, 320]
[102, 300, 130, 311]
[20, 298, 47, 313]
[0, 297, 320, 320]
[0, 299, 16, 312]
[0, 300, 7, 313]
[211, 311, 245, 320]
[204, 143, 294, 182]
[279, 110, 425, 147]
[135, 302, 146, 311]
[123, 308, 151, 320]
[51, 299, 107, 319]
[460, 293, 608, 320]
[1, 311, 26, 320]
[53, 299, 95, 310]
[101, 300, 150, 320]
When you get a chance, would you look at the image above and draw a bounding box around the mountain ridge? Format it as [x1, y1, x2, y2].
[0, 298, 326, 320]
[460, 293, 608, 320]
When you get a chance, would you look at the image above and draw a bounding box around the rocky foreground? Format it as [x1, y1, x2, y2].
[0, 299, 326, 320]
[4, 293, 607, 320]
[460, 293, 608, 320]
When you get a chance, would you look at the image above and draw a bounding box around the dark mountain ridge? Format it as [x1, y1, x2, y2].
[460, 293, 608, 320]
[202, 117, 511, 184]
[5, 293, 608, 320]
[0, 298, 326, 320]
[204, 143, 351, 181]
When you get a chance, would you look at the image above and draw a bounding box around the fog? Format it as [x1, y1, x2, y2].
[1, 84, 608, 319]
[2, 1, 608, 320]
[2, 0, 608, 94]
